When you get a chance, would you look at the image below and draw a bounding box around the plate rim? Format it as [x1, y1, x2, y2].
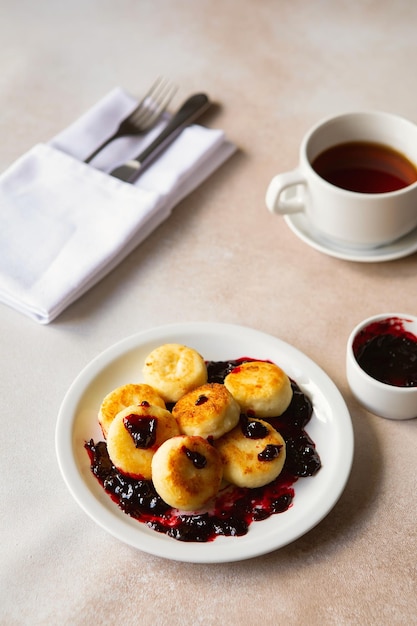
[285, 213, 417, 262]
[55, 322, 354, 563]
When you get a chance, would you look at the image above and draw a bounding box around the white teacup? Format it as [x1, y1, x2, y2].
[265, 111, 417, 249]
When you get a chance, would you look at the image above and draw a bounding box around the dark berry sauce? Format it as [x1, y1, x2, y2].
[258, 444, 283, 462]
[353, 317, 417, 387]
[241, 415, 269, 439]
[183, 446, 207, 469]
[85, 358, 321, 542]
[124, 415, 157, 449]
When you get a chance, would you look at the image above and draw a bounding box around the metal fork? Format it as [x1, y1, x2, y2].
[84, 78, 177, 163]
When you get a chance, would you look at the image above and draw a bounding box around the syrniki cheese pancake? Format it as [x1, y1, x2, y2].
[151, 435, 223, 511]
[215, 417, 286, 488]
[98, 383, 166, 438]
[224, 360, 293, 417]
[143, 343, 208, 403]
[172, 382, 240, 439]
[106, 403, 179, 479]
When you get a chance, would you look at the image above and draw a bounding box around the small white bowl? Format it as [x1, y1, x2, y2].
[346, 313, 417, 420]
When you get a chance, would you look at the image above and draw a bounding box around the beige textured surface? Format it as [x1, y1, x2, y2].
[1, 1, 417, 624]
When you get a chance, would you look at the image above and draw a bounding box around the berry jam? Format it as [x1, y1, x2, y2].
[85, 358, 321, 542]
[183, 446, 207, 469]
[241, 415, 269, 439]
[353, 317, 417, 387]
[123, 415, 157, 448]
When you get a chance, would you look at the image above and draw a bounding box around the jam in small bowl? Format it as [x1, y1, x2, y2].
[346, 313, 417, 420]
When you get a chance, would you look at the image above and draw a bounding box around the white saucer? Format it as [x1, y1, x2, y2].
[285, 213, 417, 262]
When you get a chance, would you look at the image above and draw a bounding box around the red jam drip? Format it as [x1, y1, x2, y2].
[352, 317, 417, 387]
[241, 415, 269, 439]
[258, 444, 283, 462]
[85, 358, 321, 542]
[195, 394, 208, 406]
[123, 415, 157, 449]
[183, 446, 207, 469]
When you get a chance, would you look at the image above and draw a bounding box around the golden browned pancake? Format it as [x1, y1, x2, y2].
[98, 383, 165, 438]
[172, 382, 240, 439]
[214, 417, 286, 488]
[143, 343, 208, 403]
[151, 435, 223, 511]
[224, 360, 293, 417]
[106, 403, 179, 479]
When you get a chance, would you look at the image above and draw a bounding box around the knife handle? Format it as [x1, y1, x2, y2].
[111, 93, 210, 182]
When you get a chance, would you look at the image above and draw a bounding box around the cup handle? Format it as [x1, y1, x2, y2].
[266, 169, 306, 215]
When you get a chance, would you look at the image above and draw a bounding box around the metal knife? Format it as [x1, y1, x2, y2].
[110, 93, 210, 183]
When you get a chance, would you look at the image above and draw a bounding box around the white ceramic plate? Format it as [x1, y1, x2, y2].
[55, 323, 353, 563]
[285, 213, 417, 262]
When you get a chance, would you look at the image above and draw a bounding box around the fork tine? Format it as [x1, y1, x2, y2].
[152, 79, 177, 113]
[136, 76, 165, 106]
[132, 78, 177, 128]
[84, 78, 177, 163]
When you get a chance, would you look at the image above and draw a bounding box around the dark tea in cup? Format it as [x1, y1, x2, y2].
[266, 111, 417, 247]
[311, 141, 417, 193]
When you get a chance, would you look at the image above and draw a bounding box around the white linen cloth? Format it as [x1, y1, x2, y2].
[0, 87, 235, 324]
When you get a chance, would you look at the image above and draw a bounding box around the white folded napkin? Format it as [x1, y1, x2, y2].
[0, 87, 235, 324]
